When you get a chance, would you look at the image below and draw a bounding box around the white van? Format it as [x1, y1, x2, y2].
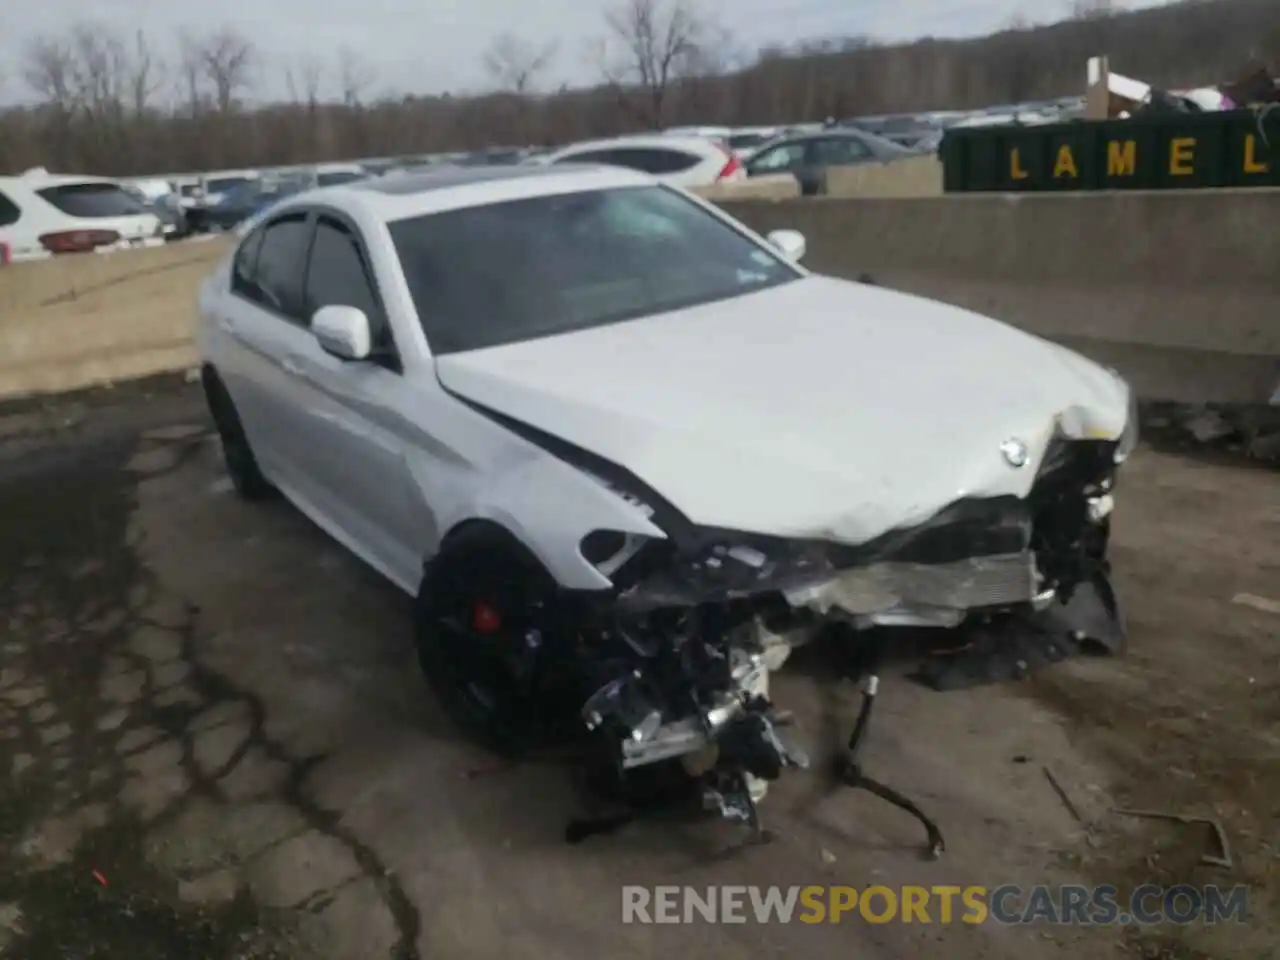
[0, 170, 164, 262]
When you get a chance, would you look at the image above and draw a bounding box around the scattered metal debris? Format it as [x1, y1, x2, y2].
[1043, 765, 1085, 824]
[1110, 807, 1233, 869]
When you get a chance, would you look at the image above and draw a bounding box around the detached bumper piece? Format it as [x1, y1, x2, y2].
[916, 437, 1127, 691]
[914, 572, 1125, 690]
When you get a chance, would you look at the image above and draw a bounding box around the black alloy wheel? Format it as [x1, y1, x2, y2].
[415, 537, 561, 757]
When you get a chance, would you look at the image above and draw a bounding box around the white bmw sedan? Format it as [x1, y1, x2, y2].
[198, 164, 1137, 823]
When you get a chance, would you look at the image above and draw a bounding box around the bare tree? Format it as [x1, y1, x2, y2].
[199, 27, 256, 112]
[22, 35, 79, 111]
[337, 46, 376, 107]
[598, 0, 712, 126]
[483, 33, 558, 94]
[176, 30, 207, 114]
[65, 24, 129, 119]
[994, 14, 1038, 102]
[1068, 0, 1120, 19]
[127, 29, 164, 114]
[286, 53, 324, 105]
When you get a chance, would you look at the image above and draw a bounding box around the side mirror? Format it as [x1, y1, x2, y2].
[311, 305, 372, 360]
[766, 229, 806, 263]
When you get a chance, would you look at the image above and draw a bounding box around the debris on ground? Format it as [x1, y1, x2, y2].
[1231, 593, 1280, 615]
[1110, 808, 1233, 869]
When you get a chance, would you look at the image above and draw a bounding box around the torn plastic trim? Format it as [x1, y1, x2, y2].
[611, 496, 1036, 614]
[614, 437, 1121, 618]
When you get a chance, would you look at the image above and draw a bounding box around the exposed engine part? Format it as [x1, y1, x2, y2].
[564, 607, 811, 840]
[836, 667, 945, 860]
[564, 436, 1126, 842]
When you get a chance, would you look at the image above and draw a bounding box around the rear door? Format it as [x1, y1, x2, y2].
[808, 135, 875, 170]
[744, 140, 807, 178]
[34, 182, 162, 246]
[214, 210, 320, 498]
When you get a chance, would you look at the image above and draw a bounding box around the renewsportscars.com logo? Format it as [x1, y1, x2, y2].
[621, 884, 1249, 925]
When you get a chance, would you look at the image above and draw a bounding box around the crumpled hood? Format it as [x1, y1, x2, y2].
[435, 276, 1129, 544]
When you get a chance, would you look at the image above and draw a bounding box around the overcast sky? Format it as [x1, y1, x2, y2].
[4, 0, 1164, 105]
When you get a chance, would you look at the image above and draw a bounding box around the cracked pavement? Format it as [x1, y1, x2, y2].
[1, 381, 1277, 959]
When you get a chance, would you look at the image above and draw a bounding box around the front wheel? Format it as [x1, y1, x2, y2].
[414, 532, 564, 757]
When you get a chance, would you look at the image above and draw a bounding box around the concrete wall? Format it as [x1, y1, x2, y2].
[0, 240, 228, 398]
[721, 190, 1280, 405]
[825, 156, 942, 198]
[1, 191, 1276, 405]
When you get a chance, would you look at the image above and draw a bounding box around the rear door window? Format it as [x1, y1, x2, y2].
[607, 148, 701, 174]
[239, 213, 311, 321]
[0, 190, 20, 227]
[36, 183, 147, 218]
[231, 227, 267, 300]
[810, 137, 874, 166]
[746, 142, 807, 174]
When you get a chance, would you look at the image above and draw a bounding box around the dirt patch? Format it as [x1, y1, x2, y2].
[1013, 448, 1280, 958]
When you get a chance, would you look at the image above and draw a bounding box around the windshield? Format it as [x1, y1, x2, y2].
[207, 177, 253, 194]
[36, 183, 148, 218]
[389, 185, 800, 355]
[221, 182, 265, 206]
[316, 170, 366, 186]
[728, 133, 769, 150]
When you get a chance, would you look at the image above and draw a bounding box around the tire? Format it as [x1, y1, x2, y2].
[203, 369, 275, 501]
[414, 527, 561, 758]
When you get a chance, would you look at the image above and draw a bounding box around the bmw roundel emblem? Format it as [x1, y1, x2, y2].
[1000, 438, 1029, 468]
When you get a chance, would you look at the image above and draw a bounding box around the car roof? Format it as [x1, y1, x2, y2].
[278, 163, 657, 223]
[0, 172, 119, 190]
[549, 134, 722, 156]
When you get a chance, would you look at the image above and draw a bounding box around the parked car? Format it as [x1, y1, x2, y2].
[743, 129, 913, 194]
[538, 135, 745, 187]
[308, 163, 369, 187]
[0, 170, 164, 261]
[194, 179, 309, 232]
[723, 126, 782, 159]
[182, 171, 262, 220]
[122, 179, 189, 240]
[455, 148, 526, 166]
[661, 124, 732, 140]
[197, 163, 1135, 833]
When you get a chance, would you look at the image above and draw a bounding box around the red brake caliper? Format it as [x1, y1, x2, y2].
[470, 600, 502, 635]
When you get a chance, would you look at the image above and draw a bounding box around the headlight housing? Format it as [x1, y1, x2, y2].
[1113, 374, 1140, 464]
[614, 533, 838, 613]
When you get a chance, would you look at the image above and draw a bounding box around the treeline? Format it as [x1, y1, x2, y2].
[0, 0, 1275, 177]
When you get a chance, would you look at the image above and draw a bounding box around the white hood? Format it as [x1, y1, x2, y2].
[435, 276, 1128, 544]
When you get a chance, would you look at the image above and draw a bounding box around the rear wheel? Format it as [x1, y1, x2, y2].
[414, 529, 563, 757]
[202, 368, 274, 501]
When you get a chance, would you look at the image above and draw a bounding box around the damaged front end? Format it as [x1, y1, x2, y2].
[564, 433, 1128, 845]
[608, 433, 1126, 674]
[567, 602, 807, 838]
